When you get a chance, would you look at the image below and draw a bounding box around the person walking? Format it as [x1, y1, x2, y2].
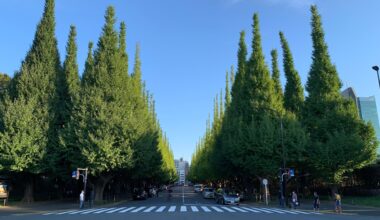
[291, 191, 298, 209]
[313, 192, 320, 212]
[79, 190, 85, 209]
[334, 192, 342, 213]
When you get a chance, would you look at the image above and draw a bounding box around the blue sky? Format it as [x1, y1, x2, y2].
[1, 0, 380, 163]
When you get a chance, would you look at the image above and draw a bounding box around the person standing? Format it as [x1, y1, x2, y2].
[79, 190, 85, 209]
[335, 192, 342, 213]
[313, 192, 320, 212]
[291, 191, 298, 209]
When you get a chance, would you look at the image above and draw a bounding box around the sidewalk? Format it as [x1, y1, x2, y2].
[0, 200, 126, 216]
[243, 199, 380, 216]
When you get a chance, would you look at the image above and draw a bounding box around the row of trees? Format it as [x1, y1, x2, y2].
[188, 6, 378, 193]
[0, 0, 176, 202]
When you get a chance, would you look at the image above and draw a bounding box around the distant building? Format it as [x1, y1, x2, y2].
[174, 158, 189, 185]
[341, 87, 380, 156]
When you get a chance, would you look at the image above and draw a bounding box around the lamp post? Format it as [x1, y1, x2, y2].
[372, 66, 380, 88]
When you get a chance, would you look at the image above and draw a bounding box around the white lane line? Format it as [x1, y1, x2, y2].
[56, 210, 77, 215]
[143, 206, 157, 213]
[119, 207, 136, 213]
[231, 207, 248, 212]
[220, 206, 236, 212]
[131, 206, 146, 213]
[261, 208, 285, 214]
[155, 206, 166, 212]
[180, 206, 187, 212]
[191, 206, 199, 212]
[168, 206, 176, 212]
[241, 207, 260, 213]
[211, 206, 224, 212]
[271, 208, 298, 215]
[81, 208, 106, 214]
[201, 206, 211, 212]
[68, 209, 91, 215]
[94, 208, 116, 214]
[106, 207, 127, 213]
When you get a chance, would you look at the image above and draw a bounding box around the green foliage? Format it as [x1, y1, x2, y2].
[270, 49, 284, 112]
[279, 32, 304, 116]
[303, 6, 377, 184]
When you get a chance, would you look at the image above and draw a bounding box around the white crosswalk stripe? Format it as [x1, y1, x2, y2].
[119, 207, 136, 213]
[106, 207, 127, 213]
[143, 206, 157, 213]
[156, 206, 166, 212]
[40, 205, 321, 215]
[220, 206, 236, 212]
[211, 206, 223, 212]
[168, 205, 176, 212]
[201, 206, 211, 212]
[131, 206, 146, 213]
[180, 206, 187, 212]
[231, 207, 248, 212]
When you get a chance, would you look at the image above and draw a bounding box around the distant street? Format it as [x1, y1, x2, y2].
[1, 186, 379, 220]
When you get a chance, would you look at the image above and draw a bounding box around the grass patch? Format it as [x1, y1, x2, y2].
[343, 196, 380, 208]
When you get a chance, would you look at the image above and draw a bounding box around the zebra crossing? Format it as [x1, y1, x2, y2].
[42, 205, 322, 216]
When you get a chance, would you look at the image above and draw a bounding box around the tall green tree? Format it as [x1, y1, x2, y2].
[1, 0, 61, 202]
[303, 6, 377, 185]
[270, 49, 284, 112]
[279, 32, 304, 115]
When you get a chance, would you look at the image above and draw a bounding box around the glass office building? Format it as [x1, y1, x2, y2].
[357, 96, 380, 155]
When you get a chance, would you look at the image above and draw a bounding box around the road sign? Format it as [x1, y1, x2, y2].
[71, 171, 77, 179]
[262, 178, 268, 185]
[289, 169, 295, 177]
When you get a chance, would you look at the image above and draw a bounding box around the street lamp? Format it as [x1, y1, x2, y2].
[372, 65, 380, 88]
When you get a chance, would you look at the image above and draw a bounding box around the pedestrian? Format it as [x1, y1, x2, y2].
[291, 191, 298, 209]
[313, 192, 320, 212]
[334, 192, 342, 213]
[79, 190, 85, 209]
[89, 189, 94, 208]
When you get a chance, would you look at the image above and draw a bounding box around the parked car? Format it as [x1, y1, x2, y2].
[132, 188, 147, 200]
[202, 187, 215, 199]
[215, 189, 240, 205]
[194, 184, 203, 193]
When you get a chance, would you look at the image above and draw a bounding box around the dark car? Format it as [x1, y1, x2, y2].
[132, 188, 147, 200]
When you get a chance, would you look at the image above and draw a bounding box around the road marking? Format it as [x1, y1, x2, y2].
[119, 207, 136, 213]
[220, 206, 236, 212]
[143, 206, 157, 213]
[156, 206, 166, 212]
[241, 207, 260, 213]
[106, 207, 127, 213]
[81, 208, 106, 214]
[288, 210, 310, 215]
[191, 206, 199, 212]
[231, 207, 248, 212]
[56, 210, 76, 215]
[68, 209, 90, 214]
[131, 206, 146, 213]
[261, 208, 285, 214]
[168, 206, 176, 212]
[94, 208, 116, 214]
[180, 206, 187, 212]
[201, 206, 211, 212]
[271, 208, 298, 214]
[211, 206, 224, 212]
[42, 213, 54, 215]
[252, 207, 273, 213]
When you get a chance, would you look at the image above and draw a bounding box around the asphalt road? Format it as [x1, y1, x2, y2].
[0, 186, 379, 220]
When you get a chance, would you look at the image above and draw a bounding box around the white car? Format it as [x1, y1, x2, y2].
[202, 187, 215, 199]
[194, 184, 203, 193]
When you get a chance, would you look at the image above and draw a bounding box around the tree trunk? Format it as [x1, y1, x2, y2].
[21, 175, 34, 203]
[94, 174, 113, 202]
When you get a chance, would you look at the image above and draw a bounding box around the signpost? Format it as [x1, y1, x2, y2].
[72, 168, 88, 206]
